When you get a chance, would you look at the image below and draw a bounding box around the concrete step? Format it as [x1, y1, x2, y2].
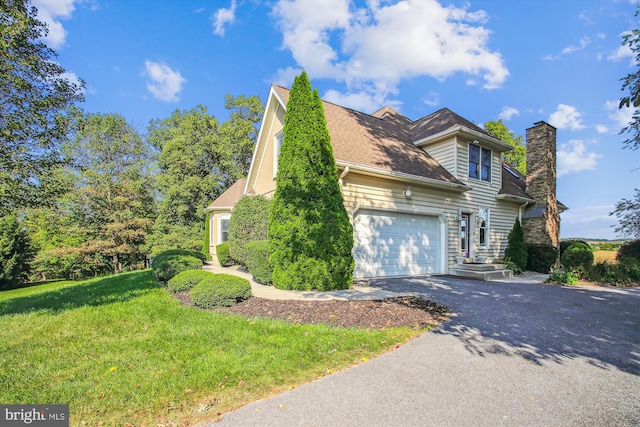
[452, 263, 507, 272]
[449, 267, 514, 281]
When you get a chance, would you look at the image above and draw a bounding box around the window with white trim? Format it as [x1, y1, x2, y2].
[469, 144, 491, 182]
[219, 214, 230, 244]
[478, 208, 489, 247]
[273, 130, 284, 176]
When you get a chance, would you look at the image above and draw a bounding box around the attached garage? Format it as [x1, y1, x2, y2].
[352, 209, 444, 278]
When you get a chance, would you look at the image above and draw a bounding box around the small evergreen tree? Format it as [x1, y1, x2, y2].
[504, 218, 528, 271]
[202, 212, 211, 260]
[0, 214, 35, 289]
[268, 71, 354, 290]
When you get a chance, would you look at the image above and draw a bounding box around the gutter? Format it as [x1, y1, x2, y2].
[336, 161, 470, 192]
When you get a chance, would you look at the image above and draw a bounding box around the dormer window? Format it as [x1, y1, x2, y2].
[469, 144, 491, 182]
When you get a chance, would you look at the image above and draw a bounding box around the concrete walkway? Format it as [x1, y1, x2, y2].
[202, 261, 408, 300]
[202, 274, 640, 427]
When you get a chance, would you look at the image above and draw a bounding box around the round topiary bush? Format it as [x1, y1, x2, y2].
[153, 255, 203, 282]
[561, 242, 594, 272]
[167, 269, 214, 293]
[560, 240, 591, 258]
[190, 274, 252, 308]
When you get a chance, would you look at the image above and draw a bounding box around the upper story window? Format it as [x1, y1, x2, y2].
[273, 130, 284, 176]
[469, 144, 491, 182]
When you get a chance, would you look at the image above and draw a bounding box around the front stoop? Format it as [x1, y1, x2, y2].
[449, 263, 514, 281]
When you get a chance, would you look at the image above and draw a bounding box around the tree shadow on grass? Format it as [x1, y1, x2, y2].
[358, 276, 640, 376]
[0, 270, 161, 316]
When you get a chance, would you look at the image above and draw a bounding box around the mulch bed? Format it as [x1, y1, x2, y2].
[173, 291, 449, 330]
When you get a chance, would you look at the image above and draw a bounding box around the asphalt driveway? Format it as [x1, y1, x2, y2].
[209, 277, 640, 426]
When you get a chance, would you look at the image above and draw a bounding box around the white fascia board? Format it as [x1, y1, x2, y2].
[336, 161, 470, 192]
[244, 86, 286, 195]
[415, 126, 513, 153]
[495, 194, 536, 204]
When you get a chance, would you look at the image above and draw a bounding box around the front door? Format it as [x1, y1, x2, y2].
[460, 213, 471, 258]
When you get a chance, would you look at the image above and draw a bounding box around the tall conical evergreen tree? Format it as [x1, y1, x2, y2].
[268, 71, 354, 290]
[504, 218, 528, 271]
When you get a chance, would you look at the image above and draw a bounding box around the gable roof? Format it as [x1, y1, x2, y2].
[205, 178, 246, 211]
[272, 85, 466, 190]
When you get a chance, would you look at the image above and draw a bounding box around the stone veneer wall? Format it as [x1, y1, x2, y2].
[523, 121, 560, 249]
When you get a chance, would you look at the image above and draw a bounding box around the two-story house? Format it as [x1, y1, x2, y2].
[206, 85, 563, 279]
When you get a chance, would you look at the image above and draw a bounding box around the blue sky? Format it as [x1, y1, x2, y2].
[34, 0, 639, 240]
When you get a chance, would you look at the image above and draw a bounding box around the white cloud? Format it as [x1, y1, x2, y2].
[60, 70, 85, 94]
[557, 139, 602, 176]
[32, 0, 77, 49]
[607, 31, 635, 63]
[548, 104, 586, 130]
[323, 88, 402, 113]
[596, 124, 609, 134]
[561, 36, 591, 55]
[144, 61, 186, 102]
[212, 0, 237, 37]
[272, 0, 509, 109]
[423, 91, 440, 107]
[604, 100, 634, 130]
[498, 106, 520, 121]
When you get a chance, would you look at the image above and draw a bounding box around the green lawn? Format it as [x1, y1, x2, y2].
[0, 270, 421, 425]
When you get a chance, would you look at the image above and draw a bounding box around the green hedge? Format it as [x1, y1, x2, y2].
[153, 249, 206, 265]
[153, 255, 203, 282]
[216, 242, 234, 267]
[526, 244, 558, 273]
[228, 196, 271, 266]
[245, 240, 272, 285]
[190, 274, 252, 308]
[167, 269, 214, 293]
[618, 239, 640, 263]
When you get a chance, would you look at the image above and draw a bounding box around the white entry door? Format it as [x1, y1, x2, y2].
[353, 209, 442, 278]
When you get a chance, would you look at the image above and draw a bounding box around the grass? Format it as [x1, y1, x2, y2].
[594, 250, 618, 264]
[0, 271, 421, 426]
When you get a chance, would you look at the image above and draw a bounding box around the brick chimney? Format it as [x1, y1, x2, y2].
[522, 121, 560, 249]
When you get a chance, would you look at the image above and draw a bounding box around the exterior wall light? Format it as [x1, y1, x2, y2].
[403, 186, 412, 199]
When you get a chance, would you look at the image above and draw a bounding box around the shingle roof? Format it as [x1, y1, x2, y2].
[411, 108, 492, 141]
[272, 85, 463, 186]
[206, 178, 246, 210]
[498, 163, 533, 201]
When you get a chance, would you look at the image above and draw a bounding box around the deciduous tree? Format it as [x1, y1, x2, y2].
[0, 0, 84, 212]
[619, 7, 640, 150]
[610, 188, 640, 238]
[268, 71, 354, 291]
[484, 120, 526, 173]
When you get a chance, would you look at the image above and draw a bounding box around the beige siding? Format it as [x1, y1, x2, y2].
[209, 210, 232, 255]
[251, 104, 283, 196]
[422, 139, 457, 176]
[341, 170, 520, 270]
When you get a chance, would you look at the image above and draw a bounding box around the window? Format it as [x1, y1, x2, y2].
[273, 131, 284, 176]
[469, 144, 491, 182]
[478, 208, 489, 247]
[219, 214, 230, 244]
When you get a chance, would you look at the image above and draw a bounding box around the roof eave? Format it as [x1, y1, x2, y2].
[495, 194, 536, 204]
[415, 125, 514, 152]
[337, 161, 470, 192]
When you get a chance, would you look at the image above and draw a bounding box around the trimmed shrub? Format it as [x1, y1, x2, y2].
[526, 244, 558, 273]
[504, 219, 527, 271]
[585, 261, 640, 286]
[618, 239, 640, 263]
[268, 71, 354, 291]
[560, 240, 591, 258]
[153, 249, 206, 265]
[167, 269, 214, 293]
[216, 242, 234, 267]
[228, 196, 271, 266]
[561, 242, 594, 273]
[548, 271, 579, 286]
[245, 240, 272, 284]
[190, 274, 252, 308]
[153, 255, 203, 282]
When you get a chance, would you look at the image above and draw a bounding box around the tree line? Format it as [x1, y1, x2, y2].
[0, 1, 263, 288]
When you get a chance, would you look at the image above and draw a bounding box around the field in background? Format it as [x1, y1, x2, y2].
[594, 250, 618, 264]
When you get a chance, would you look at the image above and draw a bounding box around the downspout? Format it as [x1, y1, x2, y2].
[339, 166, 350, 188]
[518, 201, 529, 223]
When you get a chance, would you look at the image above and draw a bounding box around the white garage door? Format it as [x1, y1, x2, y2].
[353, 209, 442, 278]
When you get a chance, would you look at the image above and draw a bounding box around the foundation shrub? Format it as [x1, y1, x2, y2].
[190, 274, 252, 308]
[245, 240, 272, 285]
[216, 242, 234, 267]
[526, 244, 558, 273]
